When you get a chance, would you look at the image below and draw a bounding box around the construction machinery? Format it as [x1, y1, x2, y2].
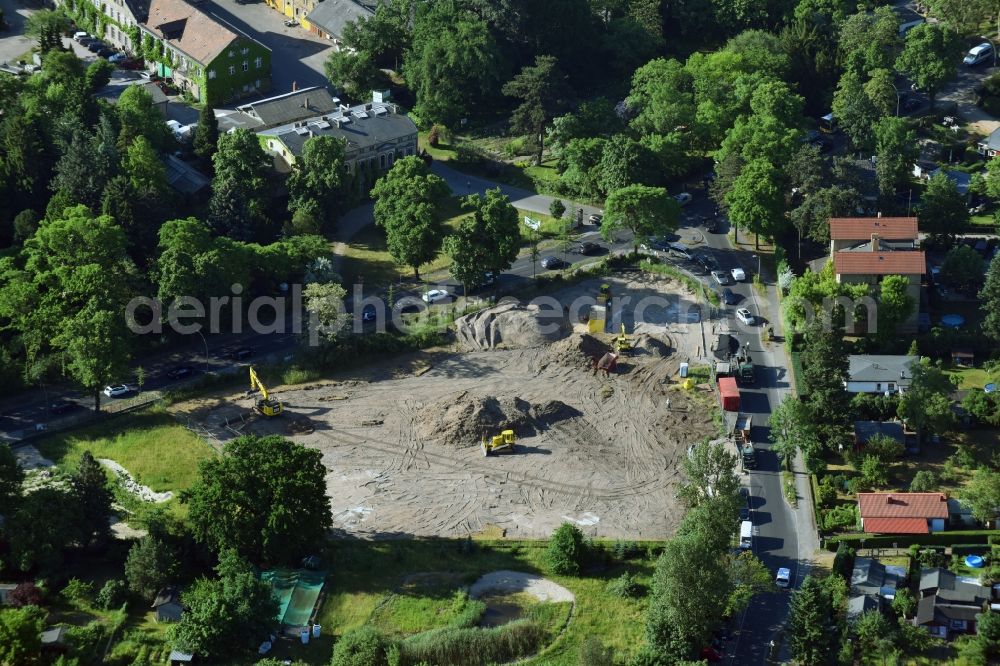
[734, 343, 755, 385]
[481, 429, 516, 456]
[733, 413, 756, 470]
[613, 323, 633, 355]
[249, 366, 283, 417]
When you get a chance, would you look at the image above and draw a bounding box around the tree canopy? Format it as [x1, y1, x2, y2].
[601, 184, 679, 253]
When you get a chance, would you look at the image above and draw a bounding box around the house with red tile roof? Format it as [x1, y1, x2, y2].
[857, 492, 949, 534]
[829, 217, 919, 253]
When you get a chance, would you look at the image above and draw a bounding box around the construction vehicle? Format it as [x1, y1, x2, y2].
[733, 413, 756, 470]
[613, 323, 633, 355]
[734, 342, 755, 385]
[249, 366, 283, 417]
[481, 429, 516, 456]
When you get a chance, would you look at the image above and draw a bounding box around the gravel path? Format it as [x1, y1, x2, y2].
[468, 571, 575, 603]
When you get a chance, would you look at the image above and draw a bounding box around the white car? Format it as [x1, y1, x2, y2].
[736, 308, 755, 326]
[964, 43, 993, 66]
[731, 267, 746, 282]
[674, 192, 692, 206]
[775, 567, 791, 589]
[103, 384, 129, 398]
[421, 289, 450, 304]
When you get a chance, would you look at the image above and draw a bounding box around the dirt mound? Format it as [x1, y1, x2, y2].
[416, 393, 574, 445]
[454, 298, 570, 351]
[633, 334, 671, 357]
[543, 333, 609, 369]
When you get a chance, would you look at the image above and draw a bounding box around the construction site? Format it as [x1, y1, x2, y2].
[171, 275, 722, 539]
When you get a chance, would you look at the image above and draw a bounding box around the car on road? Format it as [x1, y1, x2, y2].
[361, 304, 377, 322]
[422, 289, 450, 303]
[73, 31, 90, 41]
[103, 384, 129, 398]
[228, 347, 253, 360]
[730, 267, 746, 282]
[284, 18, 298, 27]
[540, 256, 566, 269]
[167, 366, 195, 380]
[587, 213, 602, 224]
[739, 505, 750, 521]
[720, 288, 737, 305]
[775, 567, 791, 589]
[964, 42, 993, 66]
[695, 252, 718, 271]
[711, 270, 734, 286]
[735, 308, 755, 326]
[572, 242, 602, 255]
[50, 400, 78, 415]
[640, 237, 670, 254]
[704, 217, 722, 233]
[674, 192, 693, 206]
[668, 243, 693, 260]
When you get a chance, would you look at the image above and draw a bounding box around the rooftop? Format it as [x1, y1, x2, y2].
[235, 87, 340, 129]
[863, 517, 930, 534]
[306, 0, 376, 38]
[847, 594, 880, 621]
[145, 0, 266, 65]
[164, 155, 211, 194]
[260, 100, 417, 158]
[829, 217, 918, 240]
[980, 127, 1000, 151]
[834, 250, 926, 275]
[854, 420, 905, 444]
[858, 492, 949, 520]
[847, 355, 919, 384]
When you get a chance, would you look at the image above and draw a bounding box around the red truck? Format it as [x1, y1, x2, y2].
[718, 376, 740, 412]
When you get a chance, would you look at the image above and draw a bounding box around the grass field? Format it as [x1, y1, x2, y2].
[34, 406, 216, 493]
[283, 539, 655, 666]
[944, 365, 997, 390]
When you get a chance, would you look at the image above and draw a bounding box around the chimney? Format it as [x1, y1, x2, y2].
[302, 97, 310, 110]
[292, 81, 298, 92]
[877, 211, 882, 218]
[871, 233, 879, 251]
[886, 495, 894, 504]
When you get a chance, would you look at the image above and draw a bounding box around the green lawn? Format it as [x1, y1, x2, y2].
[944, 365, 997, 390]
[34, 406, 216, 493]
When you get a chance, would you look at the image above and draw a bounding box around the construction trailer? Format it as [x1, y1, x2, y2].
[718, 376, 740, 412]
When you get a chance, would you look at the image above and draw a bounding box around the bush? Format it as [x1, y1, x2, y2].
[606, 572, 641, 598]
[331, 626, 397, 666]
[951, 544, 989, 556]
[61, 578, 94, 606]
[821, 504, 859, 532]
[7, 582, 44, 608]
[545, 523, 585, 576]
[825, 530, 998, 551]
[399, 619, 547, 666]
[610, 540, 641, 560]
[863, 434, 904, 462]
[910, 470, 938, 492]
[96, 579, 128, 610]
[817, 476, 838, 507]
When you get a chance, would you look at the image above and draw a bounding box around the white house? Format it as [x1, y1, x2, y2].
[846, 355, 919, 394]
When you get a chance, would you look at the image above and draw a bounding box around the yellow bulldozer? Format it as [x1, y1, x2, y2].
[249, 366, 283, 417]
[613, 323, 633, 355]
[481, 429, 516, 456]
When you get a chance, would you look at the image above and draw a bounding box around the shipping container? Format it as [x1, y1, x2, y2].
[719, 376, 740, 411]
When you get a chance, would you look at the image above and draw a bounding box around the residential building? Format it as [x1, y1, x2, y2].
[828, 216, 918, 254]
[853, 420, 905, 448]
[847, 556, 905, 621]
[72, 0, 150, 52]
[141, 0, 271, 104]
[857, 492, 949, 534]
[304, 0, 375, 43]
[163, 155, 210, 196]
[915, 568, 990, 638]
[977, 127, 1000, 158]
[152, 586, 183, 622]
[97, 80, 170, 116]
[226, 86, 342, 132]
[258, 93, 418, 180]
[846, 355, 919, 394]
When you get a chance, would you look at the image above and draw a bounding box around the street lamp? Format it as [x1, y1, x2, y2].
[751, 254, 761, 278]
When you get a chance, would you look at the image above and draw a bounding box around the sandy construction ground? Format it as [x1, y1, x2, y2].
[172, 275, 720, 539]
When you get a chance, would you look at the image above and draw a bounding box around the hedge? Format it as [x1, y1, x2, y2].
[951, 544, 991, 556]
[825, 530, 1000, 551]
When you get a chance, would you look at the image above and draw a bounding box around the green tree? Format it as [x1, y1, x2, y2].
[960, 468, 1000, 524]
[50, 129, 115, 211]
[0, 605, 46, 666]
[791, 185, 862, 245]
[832, 69, 877, 150]
[897, 360, 957, 437]
[892, 587, 916, 619]
[853, 608, 894, 653]
[304, 282, 350, 341]
[725, 158, 785, 249]
[676, 440, 741, 509]
[838, 5, 900, 75]
[860, 455, 889, 489]
[769, 397, 821, 470]
[940, 244, 985, 292]
[601, 184, 679, 254]
[324, 50, 380, 98]
[25, 9, 69, 53]
[192, 103, 219, 161]
[502, 55, 572, 164]
[626, 58, 696, 138]
[896, 23, 959, 108]
[155, 217, 251, 307]
[6, 486, 84, 574]
[546, 522, 585, 575]
[865, 68, 899, 118]
[370, 156, 450, 279]
[863, 434, 904, 462]
[920, 172, 970, 237]
[73, 450, 112, 546]
[982, 254, 1000, 342]
[85, 58, 115, 92]
[909, 470, 938, 492]
[727, 551, 775, 616]
[338, 0, 410, 67]
[183, 435, 331, 565]
[875, 274, 915, 343]
[874, 117, 918, 198]
[125, 535, 178, 601]
[788, 575, 840, 665]
[116, 84, 173, 151]
[598, 134, 657, 194]
[559, 136, 607, 198]
[124, 135, 168, 198]
[444, 188, 521, 294]
[170, 550, 280, 659]
[287, 135, 347, 226]
[549, 199, 566, 220]
[330, 626, 397, 666]
[800, 316, 851, 427]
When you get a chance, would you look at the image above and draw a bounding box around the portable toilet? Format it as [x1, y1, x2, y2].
[300, 628, 310, 644]
[312, 624, 321, 638]
[588, 305, 606, 334]
[679, 362, 689, 378]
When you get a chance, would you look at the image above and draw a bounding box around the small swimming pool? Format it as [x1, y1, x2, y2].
[965, 555, 985, 569]
[941, 314, 965, 328]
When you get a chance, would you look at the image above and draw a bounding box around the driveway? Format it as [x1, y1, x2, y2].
[0, 0, 36, 67]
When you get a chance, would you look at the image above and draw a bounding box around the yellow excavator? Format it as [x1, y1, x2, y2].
[613, 323, 633, 355]
[481, 429, 516, 456]
[249, 366, 283, 417]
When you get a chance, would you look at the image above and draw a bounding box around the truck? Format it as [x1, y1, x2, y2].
[732, 413, 756, 470]
[718, 376, 740, 412]
[739, 520, 753, 550]
[734, 343, 755, 385]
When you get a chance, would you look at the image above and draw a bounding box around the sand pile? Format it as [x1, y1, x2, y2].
[633, 334, 671, 357]
[415, 392, 573, 445]
[543, 333, 610, 369]
[454, 298, 569, 351]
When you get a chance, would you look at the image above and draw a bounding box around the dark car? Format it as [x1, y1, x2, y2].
[720, 288, 737, 305]
[705, 217, 722, 233]
[739, 506, 750, 521]
[574, 242, 602, 255]
[228, 347, 253, 360]
[540, 256, 565, 269]
[694, 252, 718, 270]
[98, 48, 116, 59]
[361, 304, 377, 322]
[50, 400, 78, 415]
[167, 366, 194, 380]
[87, 41, 104, 52]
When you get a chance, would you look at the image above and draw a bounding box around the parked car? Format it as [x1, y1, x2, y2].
[964, 42, 993, 66]
[108, 52, 128, 63]
[103, 384, 129, 398]
[775, 567, 791, 589]
[668, 243, 693, 260]
[588, 213, 603, 224]
[720, 288, 737, 305]
[73, 31, 89, 41]
[712, 270, 733, 286]
[87, 41, 104, 53]
[284, 18, 298, 27]
[573, 242, 602, 255]
[731, 267, 746, 282]
[422, 289, 450, 303]
[640, 237, 671, 254]
[739, 505, 750, 521]
[735, 308, 755, 326]
[228, 347, 253, 360]
[50, 400, 78, 415]
[540, 256, 566, 269]
[674, 192, 693, 206]
[98, 48, 116, 59]
[695, 252, 718, 271]
[167, 366, 194, 380]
